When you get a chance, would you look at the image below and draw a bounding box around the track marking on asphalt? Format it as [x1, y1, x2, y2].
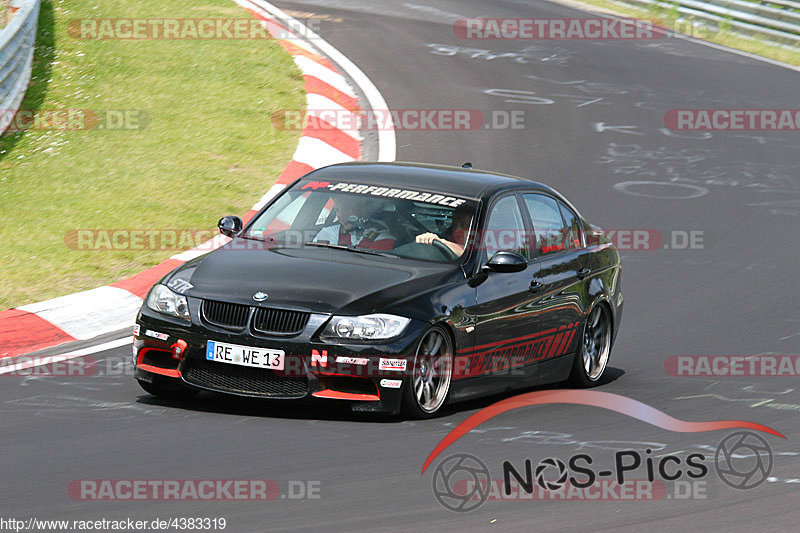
[0, 337, 132, 375]
[403, 3, 469, 21]
[5, 394, 165, 418]
[594, 122, 643, 135]
[675, 388, 800, 411]
[614, 181, 710, 199]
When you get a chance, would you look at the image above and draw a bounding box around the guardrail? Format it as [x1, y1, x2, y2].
[0, 0, 40, 135]
[612, 0, 800, 46]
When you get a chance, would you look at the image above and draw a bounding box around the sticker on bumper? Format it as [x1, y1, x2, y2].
[336, 356, 369, 365]
[379, 358, 407, 371]
[380, 379, 402, 389]
[145, 329, 169, 341]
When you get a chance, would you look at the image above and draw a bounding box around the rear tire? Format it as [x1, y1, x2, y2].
[568, 304, 612, 387]
[137, 378, 198, 400]
[401, 326, 454, 419]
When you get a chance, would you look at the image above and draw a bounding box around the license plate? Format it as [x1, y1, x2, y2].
[205, 340, 285, 370]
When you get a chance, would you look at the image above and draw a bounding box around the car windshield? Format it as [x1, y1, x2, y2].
[243, 180, 478, 263]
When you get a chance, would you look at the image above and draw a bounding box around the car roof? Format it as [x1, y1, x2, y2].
[306, 161, 561, 200]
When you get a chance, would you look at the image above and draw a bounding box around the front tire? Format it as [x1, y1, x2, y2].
[137, 378, 198, 400]
[401, 326, 454, 419]
[568, 304, 612, 387]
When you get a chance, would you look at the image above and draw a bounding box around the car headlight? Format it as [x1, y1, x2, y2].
[322, 314, 410, 340]
[146, 284, 190, 321]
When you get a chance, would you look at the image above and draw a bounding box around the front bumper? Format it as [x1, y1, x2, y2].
[133, 304, 427, 414]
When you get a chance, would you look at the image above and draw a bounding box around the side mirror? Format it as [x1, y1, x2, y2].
[218, 216, 243, 238]
[483, 251, 528, 273]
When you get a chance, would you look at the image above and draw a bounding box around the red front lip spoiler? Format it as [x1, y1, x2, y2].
[136, 347, 181, 378]
[136, 343, 385, 401]
[311, 389, 380, 401]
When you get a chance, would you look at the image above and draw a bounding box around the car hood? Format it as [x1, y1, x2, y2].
[169, 242, 461, 316]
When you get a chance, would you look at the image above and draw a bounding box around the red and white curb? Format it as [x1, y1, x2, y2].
[0, 0, 396, 359]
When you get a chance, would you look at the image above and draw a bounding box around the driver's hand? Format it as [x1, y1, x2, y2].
[416, 232, 440, 245]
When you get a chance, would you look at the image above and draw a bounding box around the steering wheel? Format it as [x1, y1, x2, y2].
[432, 239, 459, 260]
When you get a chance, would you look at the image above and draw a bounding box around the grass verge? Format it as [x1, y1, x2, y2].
[0, 0, 305, 309]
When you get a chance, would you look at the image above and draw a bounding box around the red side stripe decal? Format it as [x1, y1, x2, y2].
[560, 329, 577, 355]
[457, 325, 563, 354]
[546, 332, 564, 359]
[549, 323, 574, 358]
[452, 322, 580, 380]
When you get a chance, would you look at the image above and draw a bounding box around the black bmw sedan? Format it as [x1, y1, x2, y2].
[133, 162, 623, 418]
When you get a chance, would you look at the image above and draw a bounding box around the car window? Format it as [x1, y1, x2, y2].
[263, 191, 311, 233]
[558, 201, 583, 249]
[523, 194, 567, 256]
[244, 180, 478, 263]
[484, 195, 528, 258]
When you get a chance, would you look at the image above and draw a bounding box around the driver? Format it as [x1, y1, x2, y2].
[313, 194, 395, 250]
[415, 203, 472, 256]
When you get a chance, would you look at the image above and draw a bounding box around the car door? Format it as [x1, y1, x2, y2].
[521, 193, 592, 362]
[465, 194, 539, 384]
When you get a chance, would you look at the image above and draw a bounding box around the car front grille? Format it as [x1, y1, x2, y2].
[183, 359, 308, 398]
[201, 300, 249, 330]
[252, 308, 310, 335]
[200, 300, 310, 335]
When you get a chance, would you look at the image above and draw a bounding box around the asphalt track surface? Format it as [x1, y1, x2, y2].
[3, 1, 800, 531]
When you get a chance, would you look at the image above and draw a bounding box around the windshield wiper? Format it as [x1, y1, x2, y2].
[303, 241, 398, 258]
[236, 233, 264, 242]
